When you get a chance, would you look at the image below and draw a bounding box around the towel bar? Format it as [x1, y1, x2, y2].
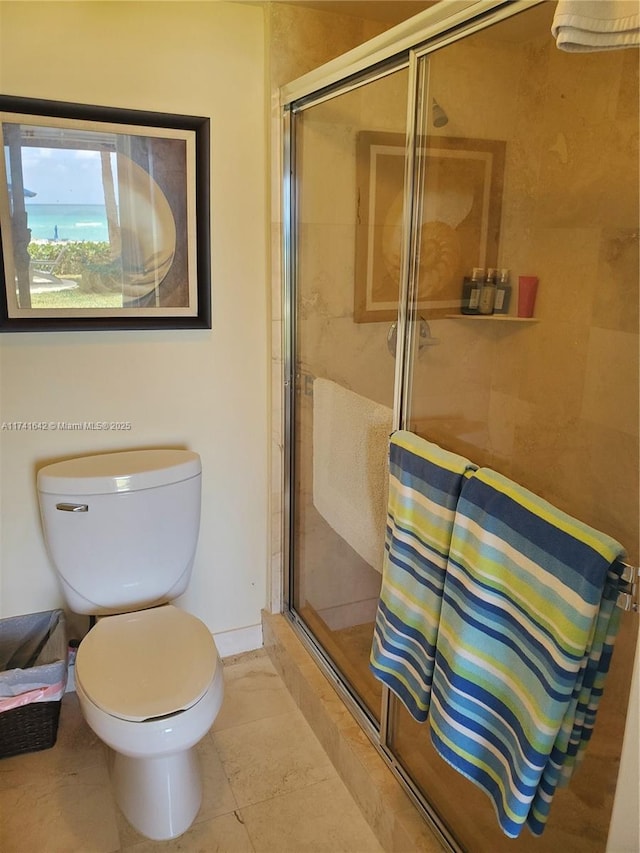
[617, 562, 638, 613]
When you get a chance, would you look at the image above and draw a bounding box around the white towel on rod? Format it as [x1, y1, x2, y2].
[552, 0, 640, 51]
[312, 378, 392, 574]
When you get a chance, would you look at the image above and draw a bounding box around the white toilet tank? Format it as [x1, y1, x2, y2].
[37, 449, 202, 616]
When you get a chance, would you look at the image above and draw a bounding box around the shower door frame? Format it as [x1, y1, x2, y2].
[280, 1, 553, 849]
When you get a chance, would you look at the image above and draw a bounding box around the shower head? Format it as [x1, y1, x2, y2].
[432, 99, 449, 128]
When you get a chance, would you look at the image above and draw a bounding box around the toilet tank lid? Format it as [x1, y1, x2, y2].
[37, 449, 201, 495]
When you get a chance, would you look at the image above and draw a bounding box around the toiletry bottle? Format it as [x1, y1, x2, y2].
[462, 267, 484, 314]
[460, 274, 473, 314]
[461, 268, 483, 314]
[478, 268, 497, 315]
[494, 268, 512, 314]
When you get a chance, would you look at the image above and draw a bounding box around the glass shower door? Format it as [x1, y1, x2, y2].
[389, 3, 639, 851]
[289, 66, 410, 722]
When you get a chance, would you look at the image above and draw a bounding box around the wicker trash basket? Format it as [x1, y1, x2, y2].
[0, 609, 67, 759]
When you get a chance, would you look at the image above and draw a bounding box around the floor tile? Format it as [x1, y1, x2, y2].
[1, 652, 389, 853]
[213, 710, 336, 808]
[122, 811, 255, 852]
[0, 693, 104, 791]
[213, 653, 297, 732]
[0, 760, 120, 853]
[241, 776, 385, 853]
[195, 732, 240, 822]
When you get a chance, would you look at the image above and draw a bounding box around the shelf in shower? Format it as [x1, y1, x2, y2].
[445, 314, 539, 322]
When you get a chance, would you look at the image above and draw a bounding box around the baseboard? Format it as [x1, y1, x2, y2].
[214, 622, 264, 658]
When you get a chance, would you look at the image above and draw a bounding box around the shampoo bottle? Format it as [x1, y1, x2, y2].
[461, 267, 484, 314]
[494, 269, 512, 314]
[478, 268, 497, 315]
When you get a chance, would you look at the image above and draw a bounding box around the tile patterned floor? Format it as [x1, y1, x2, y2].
[0, 651, 384, 853]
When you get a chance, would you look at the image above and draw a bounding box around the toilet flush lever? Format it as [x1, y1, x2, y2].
[56, 503, 89, 512]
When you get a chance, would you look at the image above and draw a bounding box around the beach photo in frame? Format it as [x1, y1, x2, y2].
[354, 131, 505, 323]
[0, 95, 210, 331]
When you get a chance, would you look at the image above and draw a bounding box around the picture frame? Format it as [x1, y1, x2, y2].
[354, 131, 505, 323]
[0, 95, 210, 332]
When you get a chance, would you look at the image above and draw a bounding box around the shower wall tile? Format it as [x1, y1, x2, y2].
[270, 326, 282, 390]
[511, 406, 639, 563]
[531, 46, 638, 231]
[412, 320, 493, 402]
[297, 314, 395, 406]
[534, 121, 638, 229]
[516, 320, 590, 420]
[271, 226, 283, 324]
[270, 90, 283, 225]
[298, 224, 356, 319]
[431, 34, 528, 142]
[358, 78, 411, 133]
[486, 389, 519, 468]
[522, 227, 600, 326]
[581, 327, 639, 438]
[615, 48, 640, 119]
[510, 402, 590, 517]
[544, 48, 625, 124]
[270, 505, 283, 561]
[269, 3, 385, 87]
[270, 550, 283, 613]
[593, 228, 640, 334]
[490, 329, 526, 397]
[498, 148, 539, 272]
[298, 124, 360, 227]
[582, 424, 639, 560]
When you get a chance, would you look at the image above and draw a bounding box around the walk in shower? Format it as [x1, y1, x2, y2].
[282, 2, 638, 850]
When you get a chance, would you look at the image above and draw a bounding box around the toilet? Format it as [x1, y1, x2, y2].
[37, 449, 224, 841]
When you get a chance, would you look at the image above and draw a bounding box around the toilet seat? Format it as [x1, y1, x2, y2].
[75, 605, 218, 722]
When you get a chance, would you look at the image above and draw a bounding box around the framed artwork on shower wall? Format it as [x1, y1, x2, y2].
[354, 131, 506, 323]
[0, 94, 211, 332]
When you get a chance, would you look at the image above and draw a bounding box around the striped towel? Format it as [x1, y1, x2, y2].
[428, 467, 626, 837]
[369, 431, 477, 722]
[527, 557, 625, 834]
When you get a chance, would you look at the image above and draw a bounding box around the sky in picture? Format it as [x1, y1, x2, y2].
[20, 147, 106, 205]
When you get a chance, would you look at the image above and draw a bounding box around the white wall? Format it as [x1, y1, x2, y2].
[0, 1, 269, 652]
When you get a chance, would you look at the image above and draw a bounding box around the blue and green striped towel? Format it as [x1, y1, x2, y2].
[428, 467, 626, 837]
[369, 431, 476, 722]
[527, 556, 625, 833]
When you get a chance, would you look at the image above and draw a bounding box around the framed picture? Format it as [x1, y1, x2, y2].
[0, 95, 210, 331]
[354, 131, 505, 322]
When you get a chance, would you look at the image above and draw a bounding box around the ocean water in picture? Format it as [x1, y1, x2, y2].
[25, 203, 109, 242]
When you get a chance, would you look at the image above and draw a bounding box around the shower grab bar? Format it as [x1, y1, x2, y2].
[617, 561, 638, 613]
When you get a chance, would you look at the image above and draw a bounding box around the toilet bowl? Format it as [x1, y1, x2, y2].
[36, 449, 224, 841]
[75, 605, 224, 840]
